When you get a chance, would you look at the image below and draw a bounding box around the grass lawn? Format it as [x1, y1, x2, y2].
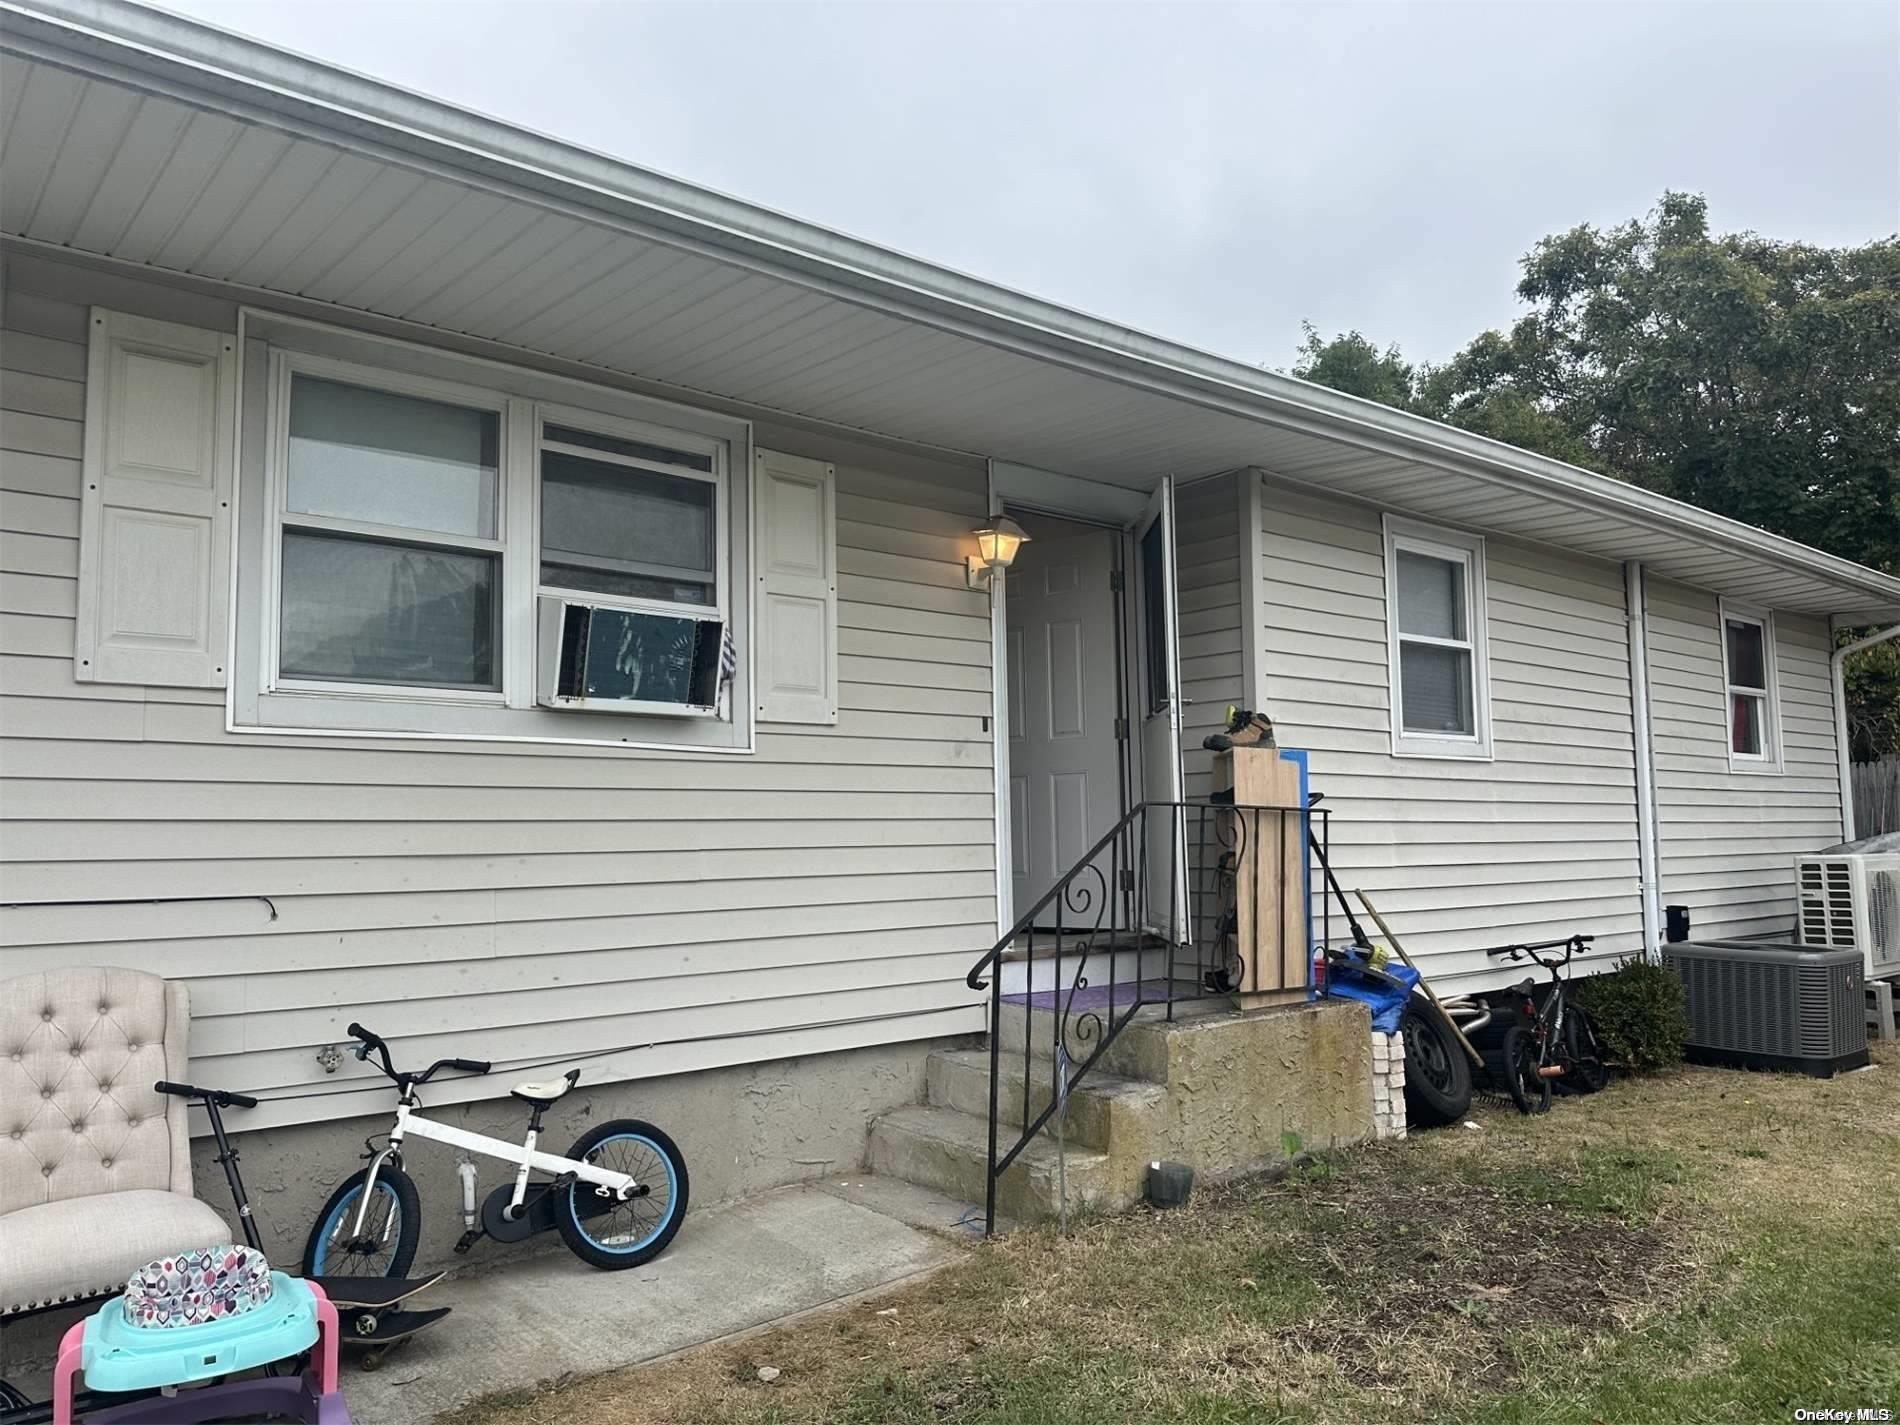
[443, 1043, 1899, 1425]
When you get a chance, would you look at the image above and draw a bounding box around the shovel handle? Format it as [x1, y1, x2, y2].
[1353, 890, 1485, 1069]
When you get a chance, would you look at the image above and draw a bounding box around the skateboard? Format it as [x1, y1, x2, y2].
[308, 1270, 448, 1344]
[349, 1305, 452, 1371]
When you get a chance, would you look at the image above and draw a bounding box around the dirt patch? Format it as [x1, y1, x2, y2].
[1260, 1167, 1688, 1389]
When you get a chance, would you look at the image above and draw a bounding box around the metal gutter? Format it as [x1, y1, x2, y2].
[1832, 624, 1900, 841]
[6, 0, 1899, 614]
[1625, 563, 1663, 960]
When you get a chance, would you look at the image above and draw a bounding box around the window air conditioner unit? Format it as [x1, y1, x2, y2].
[1794, 853, 1900, 980]
[536, 596, 724, 715]
[1662, 940, 1868, 1077]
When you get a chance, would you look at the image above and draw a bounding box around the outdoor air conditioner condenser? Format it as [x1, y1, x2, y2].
[1661, 940, 1868, 1078]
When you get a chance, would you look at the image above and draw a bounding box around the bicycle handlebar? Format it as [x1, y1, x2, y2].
[345, 1023, 490, 1086]
[155, 1080, 259, 1110]
[1484, 933, 1594, 969]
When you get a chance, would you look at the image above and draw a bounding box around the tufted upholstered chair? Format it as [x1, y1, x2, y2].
[1, 967, 232, 1317]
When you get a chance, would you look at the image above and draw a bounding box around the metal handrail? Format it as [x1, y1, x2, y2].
[967, 799, 1153, 991]
[966, 797, 1322, 1234]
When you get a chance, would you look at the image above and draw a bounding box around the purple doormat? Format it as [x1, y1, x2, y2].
[1003, 978, 1201, 1012]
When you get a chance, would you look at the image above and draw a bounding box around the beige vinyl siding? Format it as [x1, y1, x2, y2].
[1175, 472, 1245, 801]
[0, 256, 991, 1130]
[1171, 474, 1247, 964]
[1255, 476, 1644, 990]
[1646, 578, 1839, 942]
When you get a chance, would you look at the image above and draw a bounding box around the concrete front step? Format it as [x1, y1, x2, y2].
[868, 1104, 1130, 1223]
[926, 1047, 1166, 1155]
[873, 998, 1375, 1227]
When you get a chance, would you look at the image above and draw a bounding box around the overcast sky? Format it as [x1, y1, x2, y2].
[161, 0, 1898, 367]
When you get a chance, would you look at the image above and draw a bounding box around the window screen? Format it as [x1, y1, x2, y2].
[280, 530, 497, 689]
[540, 441, 718, 609]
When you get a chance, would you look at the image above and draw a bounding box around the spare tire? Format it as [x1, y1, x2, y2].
[1400, 991, 1473, 1127]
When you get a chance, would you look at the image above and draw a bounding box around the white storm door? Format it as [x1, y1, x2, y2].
[1006, 527, 1123, 927]
[1133, 477, 1188, 943]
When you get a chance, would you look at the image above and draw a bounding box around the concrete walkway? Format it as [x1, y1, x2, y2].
[345, 1176, 982, 1424]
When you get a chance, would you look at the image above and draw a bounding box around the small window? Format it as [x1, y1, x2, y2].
[1384, 516, 1491, 758]
[1720, 604, 1779, 769]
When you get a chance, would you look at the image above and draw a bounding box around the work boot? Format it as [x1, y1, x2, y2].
[1202, 705, 1275, 753]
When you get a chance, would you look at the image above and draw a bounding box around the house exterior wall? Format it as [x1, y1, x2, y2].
[1250, 475, 1847, 986]
[1645, 577, 1841, 941]
[1253, 475, 1647, 990]
[0, 249, 993, 1135]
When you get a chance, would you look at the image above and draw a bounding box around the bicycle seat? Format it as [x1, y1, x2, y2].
[510, 1077, 573, 1106]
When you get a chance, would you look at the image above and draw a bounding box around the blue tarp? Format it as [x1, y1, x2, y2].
[1322, 952, 1419, 1034]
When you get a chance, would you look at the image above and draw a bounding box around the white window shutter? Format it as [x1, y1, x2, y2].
[753, 447, 837, 724]
[75, 309, 236, 687]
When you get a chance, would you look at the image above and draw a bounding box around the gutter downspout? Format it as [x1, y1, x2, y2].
[1832, 622, 1900, 841]
[1625, 563, 1663, 962]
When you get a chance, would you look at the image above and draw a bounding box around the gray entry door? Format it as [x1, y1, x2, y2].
[1006, 526, 1123, 925]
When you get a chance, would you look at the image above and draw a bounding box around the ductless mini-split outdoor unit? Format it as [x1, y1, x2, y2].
[1794, 851, 1900, 980]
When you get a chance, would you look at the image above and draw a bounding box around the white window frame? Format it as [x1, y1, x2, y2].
[1383, 514, 1493, 760]
[534, 401, 728, 625]
[262, 350, 513, 705]
[230, 309, 753, 753]
[532, 401, 731, 719]
[1718, 600, 1782, 772]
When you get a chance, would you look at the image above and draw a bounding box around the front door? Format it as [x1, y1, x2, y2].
[1007, 525, 1123, 925]
[1133, 478, 1188, 942]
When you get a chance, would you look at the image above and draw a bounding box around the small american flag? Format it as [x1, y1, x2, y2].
[718, 623, 737, 694]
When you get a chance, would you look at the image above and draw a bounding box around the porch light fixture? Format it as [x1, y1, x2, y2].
[966, 515, 1029, 589]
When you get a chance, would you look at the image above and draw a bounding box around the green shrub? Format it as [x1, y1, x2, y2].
[1576, 956, 1692, 1073]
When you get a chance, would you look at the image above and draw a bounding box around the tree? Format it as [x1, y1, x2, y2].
[1293, 192, 1900, 756]
[1845, 641, 1900, 764]
[1290, 322, 1420, 411]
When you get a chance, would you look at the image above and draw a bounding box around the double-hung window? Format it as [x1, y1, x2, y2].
[276, 371, 505, 695]
[1720, 603, 1780, 769]
[235, 315, 756, 751]
[535, 410, 728, 712]
[1384, 516, 1492, 759]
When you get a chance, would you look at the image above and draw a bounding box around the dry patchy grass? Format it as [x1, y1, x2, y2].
[441, 1044, 1898, 1425]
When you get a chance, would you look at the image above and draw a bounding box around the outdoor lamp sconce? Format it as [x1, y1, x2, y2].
[966, 515, 1029, 590]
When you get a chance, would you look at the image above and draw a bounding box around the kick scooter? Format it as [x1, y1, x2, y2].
[153, 1082, 452, 1362]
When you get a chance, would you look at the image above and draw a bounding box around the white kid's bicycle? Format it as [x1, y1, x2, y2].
[301, 1023, 688, 1276]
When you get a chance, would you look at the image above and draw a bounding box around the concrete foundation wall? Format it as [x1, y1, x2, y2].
[213, 1036, 955, 1271]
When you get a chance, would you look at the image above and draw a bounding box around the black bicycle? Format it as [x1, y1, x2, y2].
[1483, 934, 1610, 1114]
